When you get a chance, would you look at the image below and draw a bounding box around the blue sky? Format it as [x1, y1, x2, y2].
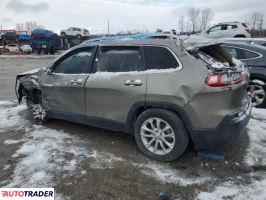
[0, 0, 265, 34]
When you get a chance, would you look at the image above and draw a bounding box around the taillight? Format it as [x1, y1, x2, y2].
[207, 72, 243, 87]
[245, 29, 251, 33]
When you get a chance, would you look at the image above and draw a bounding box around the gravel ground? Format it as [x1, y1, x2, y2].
[0, 55, 266, 200]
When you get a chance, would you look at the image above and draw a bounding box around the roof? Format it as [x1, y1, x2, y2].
[80, 38, 177, 47]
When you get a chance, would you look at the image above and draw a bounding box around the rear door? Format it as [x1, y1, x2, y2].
[85, 46, 147, 125]
[41, 46, 96, 115]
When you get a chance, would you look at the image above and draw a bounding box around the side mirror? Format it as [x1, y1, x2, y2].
[45, 68, 53, 75]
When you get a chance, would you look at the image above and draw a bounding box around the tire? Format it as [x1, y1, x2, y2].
[76, 34, 82, 39]
[134, 108, 189, 162]
[61, 32, 66, 37]
[40, 49, 46, 55]
[247, 79, 266, 108]
[33, 49, 40, 55]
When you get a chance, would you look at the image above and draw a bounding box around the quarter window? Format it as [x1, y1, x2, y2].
[241, 49, 260, 59]
[93, 46, 143, 72]
[144, 46, 179, 70]
[222, 46, 260, 60]
[53, 49, 93, 74]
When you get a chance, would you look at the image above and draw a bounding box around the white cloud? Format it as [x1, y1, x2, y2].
[0, 0, 265, 34]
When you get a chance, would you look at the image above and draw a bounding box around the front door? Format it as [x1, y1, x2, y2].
[41, 46, 96, 115]
[85, 46, 147, 125]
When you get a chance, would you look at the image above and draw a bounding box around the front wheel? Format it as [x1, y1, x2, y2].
[134, 109, 189, 162]
[27, 100, 48, 123]
[247, 79, 266, 108]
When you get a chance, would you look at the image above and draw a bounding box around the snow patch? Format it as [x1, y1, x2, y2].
[0, 101, 27, 133]
[6, 125, 82, 187]
[4, 139, 24, 145]
[135, 163, 210, 186]
[2, 164, 11, 171]
[245, 108, 266, 166]
[197, 174, 266, 200]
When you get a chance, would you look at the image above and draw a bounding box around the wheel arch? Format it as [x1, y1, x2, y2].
[234, 34, 246, 38]
[126, 101, 193, 137]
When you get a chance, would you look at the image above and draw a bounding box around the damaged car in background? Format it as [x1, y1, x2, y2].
[16, 38, 251, 161]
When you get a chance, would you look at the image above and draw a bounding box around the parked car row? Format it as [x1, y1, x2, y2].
[4, 44, 32, 53]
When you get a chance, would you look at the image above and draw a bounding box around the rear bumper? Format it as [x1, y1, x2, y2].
[190, 99, 252, 149]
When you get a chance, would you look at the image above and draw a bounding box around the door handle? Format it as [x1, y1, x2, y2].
[70, 79, 83, 85]
[124, 79, 142, 86]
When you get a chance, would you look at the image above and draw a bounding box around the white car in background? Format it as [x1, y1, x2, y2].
[5, 44, 19, 52]
[60, 27, 90, 39]
[5, 44, 32, 53]
[201, 22, 251, 39]
[20, 45, 32, 53]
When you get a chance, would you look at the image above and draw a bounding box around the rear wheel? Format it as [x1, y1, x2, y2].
[134, 109, 189, 162]
[40, 49, 46, 55]
[33, 49, 40, 55]
[76, 34, 82, 39]
[247, 79, 266, 108]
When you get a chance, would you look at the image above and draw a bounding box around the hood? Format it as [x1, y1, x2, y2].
[17, 69, 41, 79]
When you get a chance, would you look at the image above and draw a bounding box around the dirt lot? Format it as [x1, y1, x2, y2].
[0, 55, 266, 200]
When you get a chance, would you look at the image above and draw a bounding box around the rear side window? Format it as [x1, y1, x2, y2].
[93, 46, 143, 72]
[231, 25, 238, 29]
[144, 46, 179, 70]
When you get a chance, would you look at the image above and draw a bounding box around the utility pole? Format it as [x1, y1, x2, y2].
[108, 20, 110, 35]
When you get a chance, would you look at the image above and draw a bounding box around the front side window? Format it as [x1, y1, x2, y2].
[221, 25, 228, 30]
[144, 46, 179, 70]
[93, 46, 142, 72]
[53, 49, 93, 74]
[209, 25, 221, 32]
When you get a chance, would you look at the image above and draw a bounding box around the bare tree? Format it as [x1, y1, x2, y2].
[15, 21, 44, 34]
[199, 8, 214, 31]
[187, 7, 200, 33]
[251, 12, 263, 30]
[257, 13, 264, 30]
[16, 23, 25, 32]
[179, 16, 185, 34]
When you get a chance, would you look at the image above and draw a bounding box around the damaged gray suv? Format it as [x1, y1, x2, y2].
[16, 39, 251, 161]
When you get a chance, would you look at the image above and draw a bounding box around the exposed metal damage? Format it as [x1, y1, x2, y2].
[16, 69, 47, 120]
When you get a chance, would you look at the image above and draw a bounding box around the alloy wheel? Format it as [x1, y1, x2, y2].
[247, 82, 266, 107]
[140, 118, 175, 155]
